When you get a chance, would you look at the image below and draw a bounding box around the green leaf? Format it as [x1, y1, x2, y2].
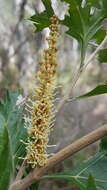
[61, 0, 107, 67]
[0, 114, 13, 190]
[61, 0, 90, 66]
[44, 151, 107, 190]
[76, 84, 107, 99]
[93, 29, 106, 44]
[29, 0, 107, 68]
[98, 49, 107, 63]
[42, 0, 54, 17]
[30, 11, 51, 32]
[0, 91, 27, 166]
[29, 0, 54, 32]
[86, 175, 97, 190]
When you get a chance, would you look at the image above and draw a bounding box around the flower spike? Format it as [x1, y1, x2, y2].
[25, 15, 59, 168]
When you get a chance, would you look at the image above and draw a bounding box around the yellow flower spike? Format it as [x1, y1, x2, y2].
[25, 15, 59, 167]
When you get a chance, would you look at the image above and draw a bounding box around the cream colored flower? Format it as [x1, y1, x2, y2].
[25, 15, 59, 167]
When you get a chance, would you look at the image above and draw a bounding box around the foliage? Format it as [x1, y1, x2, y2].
[0, 114, 13, 190]
[28, 1, 107, 189]
[1, 0, 107, 190]
[0, 92, 27, 189]
[29, 0, 54, 32]
[44, 149, 107, 189]
[30, 0, 107, 67]
[1, 91, 107, 189]
[0, 91, 27, 165]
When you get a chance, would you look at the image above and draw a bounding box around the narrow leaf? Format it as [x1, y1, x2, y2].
[76, 84, 107, 99]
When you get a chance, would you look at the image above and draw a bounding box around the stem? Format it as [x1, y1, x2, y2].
[57, 66, 82, 111]
[57, 34, 107, 111]
[10, 125, 107, 190]
[84, 34, 107, 69]
[80, 41, 86, 69]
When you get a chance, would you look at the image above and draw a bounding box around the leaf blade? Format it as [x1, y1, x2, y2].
[0, 91, 27, 166]
[44, 151, 107, 189]
[0, 114, 13, 190]
[76, 84, 107, 99]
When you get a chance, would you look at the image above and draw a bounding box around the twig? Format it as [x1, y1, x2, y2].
[57, 66, 82, 111]
[57, 34, 107, 111]
[84, 34, 107, 69]
[10, 124, 107, 190]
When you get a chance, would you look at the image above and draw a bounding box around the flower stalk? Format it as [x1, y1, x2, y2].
[25, 15, 59, 168]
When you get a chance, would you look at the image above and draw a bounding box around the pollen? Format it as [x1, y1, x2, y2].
[25, 15, 59, 168]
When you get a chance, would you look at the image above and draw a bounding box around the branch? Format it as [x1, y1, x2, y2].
[57, 34, 107, 111]
[57, 66, 81, 111]
[10, 125, 107, 190]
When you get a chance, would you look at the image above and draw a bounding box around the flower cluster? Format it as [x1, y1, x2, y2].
[25, 15, 59, 168]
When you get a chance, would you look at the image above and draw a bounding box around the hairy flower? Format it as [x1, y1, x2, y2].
[25, 15, 59, 168]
